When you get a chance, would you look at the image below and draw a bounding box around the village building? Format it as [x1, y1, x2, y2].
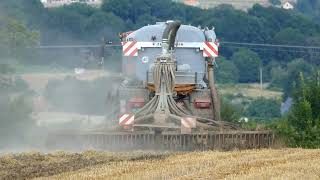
[282, 1, 294, 10]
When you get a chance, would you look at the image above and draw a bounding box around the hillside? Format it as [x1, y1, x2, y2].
[175, 0, 270, 10]
[1, 149, 319, 179]
[199, 0, 269, 10]
[175, 0, 299, 10]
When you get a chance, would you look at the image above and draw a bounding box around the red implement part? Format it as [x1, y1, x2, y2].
[128, 97, 145, 109]
[194, 98, 211, 109]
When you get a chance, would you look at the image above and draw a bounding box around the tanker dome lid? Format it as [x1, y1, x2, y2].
[156, 22, 165, 25]
[156, 20, 175, 25]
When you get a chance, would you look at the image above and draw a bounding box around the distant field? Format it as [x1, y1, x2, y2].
[1, 149, 319, 179]
[219, 83, 282, 99]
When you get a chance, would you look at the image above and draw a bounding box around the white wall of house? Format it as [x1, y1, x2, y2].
[282, 2, 294, 9]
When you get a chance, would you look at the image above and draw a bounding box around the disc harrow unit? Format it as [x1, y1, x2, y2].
[47, 131, 274, 151]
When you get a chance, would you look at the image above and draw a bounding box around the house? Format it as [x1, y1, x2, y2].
[282, 1, 294, 10]
[183, 0, 200, 6]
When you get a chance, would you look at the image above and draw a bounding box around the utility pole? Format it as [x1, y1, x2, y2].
[260, 65, 263, 96]
[100, 36, 106, 71]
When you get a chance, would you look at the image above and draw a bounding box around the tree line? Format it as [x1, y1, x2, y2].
[1, 0, 319, 45]
[272, 72, 320, 148]
[1, 0, 319, 87]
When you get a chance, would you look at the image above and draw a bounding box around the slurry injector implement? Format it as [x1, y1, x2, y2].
[47, 21, 274, 151]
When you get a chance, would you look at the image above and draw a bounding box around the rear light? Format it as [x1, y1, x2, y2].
[194, 98, 211, 109]
[128, 97, 145, 108]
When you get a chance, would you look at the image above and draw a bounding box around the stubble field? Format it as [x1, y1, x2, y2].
[1, 149, 320, 180]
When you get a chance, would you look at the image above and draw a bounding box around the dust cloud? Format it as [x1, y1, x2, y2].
[0, 70, 124, 153]
[0, 43, 122, 153]
[0, 2, 125, 152]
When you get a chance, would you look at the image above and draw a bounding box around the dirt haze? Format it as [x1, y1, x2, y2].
[21, 70, 109, 93]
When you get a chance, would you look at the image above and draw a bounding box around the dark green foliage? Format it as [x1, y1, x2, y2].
[246, 98, 281, 119]
[276, 73, 320, 148]
[285, 59, 313, 95]
[269, 64, 287, 88]
[42, 3, 125, 44]
[273, 28, 305, 45]
[0, 0, 44, 28]
[248, 5, 319, 37]
[102, 0, 154, 24]
[297, 0, 320, 23]
[269, 0, 281, 5]
[0, 64, 14, 74]
[216, 57, 239, 83]
[0, 17, 39, 59]
[232, 49, 261, 83]
[2, 0, 320, 46]
[221, 99, 241, 123]
[211, 5, 268, 43]
[241, 120, 259, 131]
[262, 60, 280, 82]
[270, 58, 313, 98]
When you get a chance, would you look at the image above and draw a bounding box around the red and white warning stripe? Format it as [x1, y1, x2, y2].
[122, 41, 138, 56]
[119, 114, 135, 126]
[203, 41, 219, 58]
[181, 117, 196, 128]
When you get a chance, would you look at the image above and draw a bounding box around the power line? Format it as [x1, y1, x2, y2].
[224, 45, 320, 54]
[36, 44, 120, 49]
[221, 41, 320, 50]
[35, 42, 320, 54]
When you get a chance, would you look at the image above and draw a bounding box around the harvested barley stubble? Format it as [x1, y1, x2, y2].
[39, 149, 320, 180]
[0, 151, 172, 180]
